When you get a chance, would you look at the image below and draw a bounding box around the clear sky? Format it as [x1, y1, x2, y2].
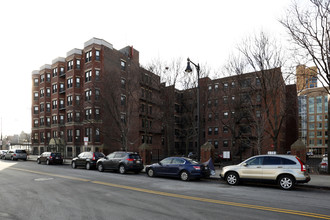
[0, 0, 299, 136]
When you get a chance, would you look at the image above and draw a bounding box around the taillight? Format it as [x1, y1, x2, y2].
[126, 158, 134, 161]
[13, 154, 16, 156]
[92, 153, 96, 161]
[193, 166, 201, 170]
[321, 163, 327, 166]
[296, 156, 306, 172]
[49, 156, 52, 159]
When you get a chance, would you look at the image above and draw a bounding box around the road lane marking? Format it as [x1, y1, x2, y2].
[9, 167, 330, 219]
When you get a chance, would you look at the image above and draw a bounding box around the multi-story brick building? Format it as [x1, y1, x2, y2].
[32, 38, 162, 157]
[32, 38, 298, 160]
[296, 65, 318, 91]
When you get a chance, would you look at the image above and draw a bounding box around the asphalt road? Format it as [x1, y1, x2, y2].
[1, 160, 330, 220]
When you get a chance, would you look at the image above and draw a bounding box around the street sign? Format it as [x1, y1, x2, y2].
[223, 151, 230, 159]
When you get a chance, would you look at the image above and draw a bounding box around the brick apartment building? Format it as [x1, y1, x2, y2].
[31, 38, 162, 157]
[32, 38, 298, 160]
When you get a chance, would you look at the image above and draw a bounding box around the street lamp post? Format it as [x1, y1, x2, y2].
[185, 58, 201, 161]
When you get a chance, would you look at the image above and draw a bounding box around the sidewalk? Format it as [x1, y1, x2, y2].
[27, 155, 330, 190]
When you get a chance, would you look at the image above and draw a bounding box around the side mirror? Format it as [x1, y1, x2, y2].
[242, 162, 247, 166]
[105, 156, 108, 160]
[158, 162, 162, 166]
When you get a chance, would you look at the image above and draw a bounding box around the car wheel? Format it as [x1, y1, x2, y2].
[147, 168, 154, 177]
[86, 162, 91, 170]
[72, 161, 77, 169]
[37, 159, 41, 164]
[278, 175, 295, 190]
[97, 163, 104, 172]
[226, 172, 239, 185]
[180, 170, 190, 181]
[119, 165, 126, 174]
[46, 160, 50, 165]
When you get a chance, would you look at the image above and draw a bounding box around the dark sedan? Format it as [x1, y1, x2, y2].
[146, 157, 210, 181]
[97, 151, 143, 174]
[37, 152, 63, 165]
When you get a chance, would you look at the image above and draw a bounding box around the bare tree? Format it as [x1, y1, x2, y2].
[280, 0, 330, 172]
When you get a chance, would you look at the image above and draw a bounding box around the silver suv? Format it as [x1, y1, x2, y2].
[4, 149, 27, 161]
[220, 155, 311, 190]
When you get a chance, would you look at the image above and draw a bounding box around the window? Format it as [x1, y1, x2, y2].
[309, 123, 315, 129]
[95, 70, 100, 81]
[34, 92, 38, 100]
[214, 99, 218, 107]
[121, 95, 126, 105]
[246, 157, 263, 165]
[75, 129, 81, 141]
[67, 60, 73, 71]
[208, 100, 212, 107]
[85, 70, 92, 82]
[67, 95, 73, 106]
[40, 74, 44, 83]
[256, 94, 261, 103]
[34, 78, 39, 86]
[60, 67, 65, 75]
[223, 126, 228, 133]
[95, 50, 100, 61]
[34, 119, 38, 128]
[214, 84, 219, 91]
[208, 127, 212, 135]
[208, 113, 212, 121]
[40, 89, 44, 97]
[59, 99, 65, 109]
[85, 51, 92, 63]
[46, 117, 50, 126]
[309, 115, 315, 122]
[40, 103, 44, 112]
[317, 96, 322, 113]
[52, 84, 57, 93]
[309, 97, 315, 114]
[120, 113, 126, 123]
[75, 95, 80, 105]
[317, 115, 322, 121]
[40, 118, 44, 126]
[75, 112, 81, 122]
[59, 115, 64, 125]
[46, 73, 51, 82]
[231, 81, 235, 88]
[76, 59, 81, 69]
[223, 111, 229, 119]
[95, 128, 100, 142]
[76, 77, 80, 88]
[46, 103, 51, 112]
[256, 110, 261, 118]
[46, 88, 50, 97]
[52, 100, 57, 109]
[67, 112, 73, 122]
[85, 90, 92, 101]
[85, 127, 92, 141]
[223, 140, 229, 147]
[121, 60, 126, 70]
[67, 78, 73, 88]
[67, 129, 73, 142]
[214, 127, 219, 135]
[85, 109, 92, 120]
[121, 78, 126, 89]
[263, 157, 281, 165]
[256, 77, 261, 86]
[52, 68, 57, 77]
[34, 106, 39, 114]
[95, 108, 100, 120]
[223, 96, 228, 104]
[214, 141, 219, 148]
[95, 89, 100, 100]
[208, 85, 212, 91]
[52, 115, 58, 124]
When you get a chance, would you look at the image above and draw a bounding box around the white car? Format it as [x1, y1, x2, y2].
[220, 155, 311, 190]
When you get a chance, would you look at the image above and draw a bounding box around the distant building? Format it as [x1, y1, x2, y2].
[296, 65, 318, 91]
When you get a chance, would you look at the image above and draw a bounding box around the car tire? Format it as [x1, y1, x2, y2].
[46, 160, 50, 165]
[147, 168, 155, 177]
[119, 165, 126, 174]
[86, 162, 91, 170]
[97, 163, 104, 172]
[37, 159, 41, 164]
[278, 175, 295, 190]
[72, 161, 77, 169]
[226, 172, 239, 185]
[180, 170, 190, 181]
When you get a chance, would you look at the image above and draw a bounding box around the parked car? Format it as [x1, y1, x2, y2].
[4, 149, 27, 161]
[71, 152, 105, 170]
[96, 151, 143, 174]
[146, 157, 210, 181]
[37, 152, 63, 165]
[220, 155, 311, 190]
[318, 156, 328, 173]
[0, 150, 8, 159]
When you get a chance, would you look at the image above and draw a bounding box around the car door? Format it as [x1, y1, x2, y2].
[157, 158, 173, 175]
[113, 152, 126, 169]
[262, 156, 282, 180]
[76, 153, 86, 166]
[168, 158, 185, 175]
[103, 153, 115, 169]
[239, 156, 264, 179]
